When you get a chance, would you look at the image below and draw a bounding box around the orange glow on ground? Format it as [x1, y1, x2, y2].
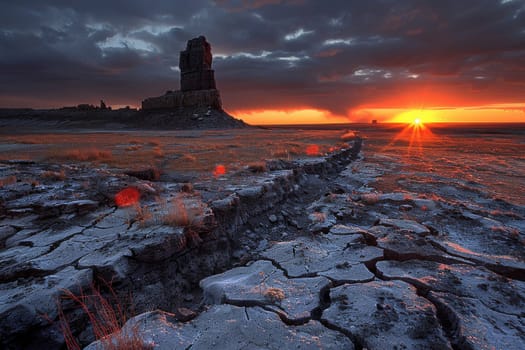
[233, 109, 349, 125]
[382, 118, 438, 156]
[305, 144, 320, 156]
[213, 164, 226, 177]
[114, 187, 140, 207]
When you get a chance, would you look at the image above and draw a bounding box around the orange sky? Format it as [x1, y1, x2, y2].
[233, 104, 525, 125]
[2, 1, 525, 126]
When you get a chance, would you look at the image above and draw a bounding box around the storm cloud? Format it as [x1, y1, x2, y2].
[1, 0, 524, 117]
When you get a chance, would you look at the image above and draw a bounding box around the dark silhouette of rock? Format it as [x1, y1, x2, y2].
[180, 36, 216, 91]
[76, 103, 95, 110]
[142, 90, 222, 110]
[0, 37, 247, 129]
[142, 36, 222, 111]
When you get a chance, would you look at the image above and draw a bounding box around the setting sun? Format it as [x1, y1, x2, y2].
[388, 109, 434, 124]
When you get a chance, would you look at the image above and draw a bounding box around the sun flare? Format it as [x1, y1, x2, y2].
[382, 111, 439, 156]
[390, 109, 434, 124]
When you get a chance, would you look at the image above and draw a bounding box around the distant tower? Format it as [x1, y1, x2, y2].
[141, 36, 222, 110]
[179, 36, 217, 91]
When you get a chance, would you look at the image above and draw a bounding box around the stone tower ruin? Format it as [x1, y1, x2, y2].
[141, 36, 222, 110]
[179, 36, 216, 91]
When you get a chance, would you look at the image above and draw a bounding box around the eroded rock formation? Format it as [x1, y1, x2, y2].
[180, 36, 216, 91]
[142, 36, 222, 110]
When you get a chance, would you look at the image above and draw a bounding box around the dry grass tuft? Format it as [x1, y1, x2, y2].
[263, 287, 285, 303]
[361, 193, 380, 205]
[180, 154, 197, 162]
[58, 281, 152, 350]
[271, 145, 301, 160]
[160, 195, 206, 229]
[180, 183, 194, 193]
[310, 211, 327, 223]
[147, 140, 161, 147]
[133, 205, 154, 227]
[246, 161, 267, 173]
[48, 148, 113, 162]
[157, 194, 211, 247]
[0, 175, 17, 187]
[153, 147, 164, 158]
[125, 145, 142, 151]
[41, 169, 66, 181]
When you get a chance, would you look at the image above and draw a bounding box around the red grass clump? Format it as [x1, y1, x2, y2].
[305, 144, 320, 156]
[115, 187, 140, 207]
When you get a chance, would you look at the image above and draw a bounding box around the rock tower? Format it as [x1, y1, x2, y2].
[180, 36, 216, 91]
[142, 36, 222, 110]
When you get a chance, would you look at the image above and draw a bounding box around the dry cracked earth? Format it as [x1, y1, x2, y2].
[1, 138, 525, 350]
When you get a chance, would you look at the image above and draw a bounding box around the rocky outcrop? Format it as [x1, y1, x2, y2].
[180, 36, 216, 91]
[0, 107, 248, 130]
[141, 89, 222, 110]
[0, 38, 246, 129]
[142, 36, 222, 111]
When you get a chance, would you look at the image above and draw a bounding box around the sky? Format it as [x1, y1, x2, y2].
[0, 0, 524, 124]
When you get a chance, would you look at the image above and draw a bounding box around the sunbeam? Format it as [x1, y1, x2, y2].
[381, 116, 438, 156]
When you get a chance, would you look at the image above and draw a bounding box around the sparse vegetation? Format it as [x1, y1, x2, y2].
[160, 194, 207, 229]
[58, 281, 152, 350]
[180, 183, 194, 193]
[361, 193, 380, 205]
[41, 169, 66, 181]
[310, 211, 327, 222]
[133, 204, 154, 228]
[146, 140, 161, 147]
[246, 161, 267, 173]
[152, 147, 164, 158]
[125, 145, 142, 151]
[2, 129, 352, 174]
[263, 287, 285, 303]
[47, 148, 113, 162]
[180, 154, 197, 162]
[0, 175, 17, 187]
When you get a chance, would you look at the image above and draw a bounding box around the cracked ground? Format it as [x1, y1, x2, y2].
[86, 147, 525, 350]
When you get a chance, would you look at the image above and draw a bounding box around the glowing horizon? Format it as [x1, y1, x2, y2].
[232, 108, 350, 125]
[233, 103, 525, 125]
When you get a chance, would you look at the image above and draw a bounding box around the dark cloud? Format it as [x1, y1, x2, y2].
[0, 0, 524, 116]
